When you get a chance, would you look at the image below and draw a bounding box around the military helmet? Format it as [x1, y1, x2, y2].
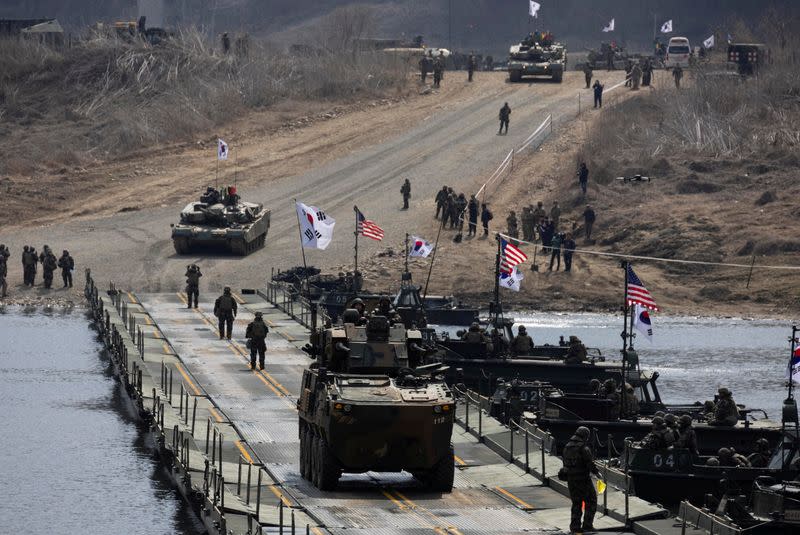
[469, 322, 480, 331]
[569, 335, 579, 343]
[589, 378, 601, 389]
[351, 298, 364, 306]
[518, 325, 526, 333]
[23, 245, 29, 251]
[664, 414, 677, 426]
[679, 414, 693, 426]
[224, 286, 231, 294]
[603, 378, 616, 389]
[718, 448, 732, 458]
[254, 311, 263, 318]
[706, 457, 720, 466]
[718, 387, 731, 396]
[654, 411, 665, 418]
[756, 438, 770, 450]
[651, 416, 665, 428]
[63, 250, 69, 255]
[575, 426, 590, 440]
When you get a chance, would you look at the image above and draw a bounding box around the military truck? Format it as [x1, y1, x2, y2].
[298, 310, 455, 491]
[171, 186, 270, 255]
[507, 31, 567, 83]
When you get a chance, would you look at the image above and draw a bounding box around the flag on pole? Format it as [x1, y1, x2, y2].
[727, 33, 733, 44]
[626, 264, 659, 311]
[500, 238, 527, 274]
[529, 1, 541, 18]
[602, 19, 615, 33]
[296, 201, 336, 250]
[633, 304, 654, 343]
[789, 345, 800, 385]
[499, 267, 524, 292]
[703, 35, 715, 49]
[409, 236, 433, 258]
[356, 208, 384, 241]
[217, 139, 229, 160]
[660, 20, 673, 33]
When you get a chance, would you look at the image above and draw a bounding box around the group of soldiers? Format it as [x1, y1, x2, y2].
[418, 51, 481, 86]
[0, 244, 75, 297]
[505, 201, 578, 271]
[433, 185, 493, 237]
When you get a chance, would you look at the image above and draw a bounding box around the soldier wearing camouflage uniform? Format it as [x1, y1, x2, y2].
[246, 311, 269, 369]
[506, 211, 519, 238]
[41, 246, 57, 289]
[58, 250, 74, 288]
[708, 387, 739, 426]
[214, 287, 238, 340]
[185, 264, 202, 308]
[521, 206, 534, 241]
[0, 245, 8, 297]
[562, 426, 598, 534]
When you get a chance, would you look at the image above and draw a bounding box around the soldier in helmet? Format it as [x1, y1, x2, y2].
[510, 325, 534, 355]
[40, 245, 57, 289]
[562, 426, 598, 534]
[602, 379, 620, 416]
[564, 336, 587, 365]
[435, 185, 448, 219]
[213, 287, 238, 340]
[58, 250, 74, 288]
[185, 264, 202, 308]
[582, 62, 593, 89]
[349, 298, 368, 325]
[463, 322, 487, 343]
[372, 296, 401, 324]
[746, 438, 772, 468]
[664, 414, 680, 442]
[589, 378, 602, 396]
[506, 211, 519, 238]
[640, 417, 672, 449]
[675, 415, 699, 455]
[400, 178, 411, 210]
[622, 383, 639, 417]
[0, 245, 7, 297]
[718, 447, 749, 467]
[246, 311, 269, 370]
[708, 387, 739, 426]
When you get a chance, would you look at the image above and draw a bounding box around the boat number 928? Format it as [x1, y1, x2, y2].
[652, 454, 675, 468]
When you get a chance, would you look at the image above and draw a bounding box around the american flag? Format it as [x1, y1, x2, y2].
[356, 209, 384, 241]
[626, 264, 658, 311]
[500, 239, 527, 274]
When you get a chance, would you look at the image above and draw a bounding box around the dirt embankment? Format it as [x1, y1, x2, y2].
[355, 68, 800, 318]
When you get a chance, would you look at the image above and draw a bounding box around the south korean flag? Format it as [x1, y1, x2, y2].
[296, 201, 336, 250]
[499, 266, 524, 292]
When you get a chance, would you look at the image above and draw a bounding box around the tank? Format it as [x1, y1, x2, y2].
[507, 31, 567, 83]
[171, 186, 270, 255]
[297, 311, 455, 491]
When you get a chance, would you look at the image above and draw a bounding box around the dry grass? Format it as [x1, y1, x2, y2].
[0, 27, 408, 170]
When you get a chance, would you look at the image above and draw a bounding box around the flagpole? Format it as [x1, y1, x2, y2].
[215, 156, 219, 191]
[790, 325, 798, 401]
[422, 215, 446, 303]
[293, 198, 311, 296]
[404, 233, 409, 274]
[493, 234, 502, 328]
[620, 260, 629, 395]
[353, 206, 359, 277]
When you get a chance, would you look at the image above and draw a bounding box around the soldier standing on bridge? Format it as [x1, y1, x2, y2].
[498, 102, 511, 135]
[214, 286, 238, 340]
[582, 63, 593, 89]
[185, 264, 202, 308]
[400, 178, 411, 210]
[562, 426, 598, 534]
[246, 311, 269, 370]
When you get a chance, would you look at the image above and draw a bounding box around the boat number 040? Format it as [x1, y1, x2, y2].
[653, 454, 675, 468]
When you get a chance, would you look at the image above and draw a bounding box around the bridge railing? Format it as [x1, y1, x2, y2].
[262, 281, 330, 329]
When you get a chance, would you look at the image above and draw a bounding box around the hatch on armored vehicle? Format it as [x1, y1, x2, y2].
[298, 311, 455, 491]
[508, 31, 567, 83]
[171, 186, 270, 256]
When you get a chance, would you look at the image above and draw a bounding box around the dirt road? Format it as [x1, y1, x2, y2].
[2, 71, 624, 300]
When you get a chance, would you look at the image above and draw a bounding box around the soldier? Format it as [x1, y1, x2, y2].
[605, 46, 614, 71]
[435, 186, 448, 219]
[589, 379, 602, 396]
[506, 211, 519, 238]
[548, 232, 562, 271]
[350, 297, 367, 325]
[578, 163, 589, 195]
[550, 201, 561, 230]
[664, 414, 681, 442]
[432, 53, 444, 88]
[498, 102, 511, 135]
[718, 447, 750, 467]
[622, 383, 640, 417]
[601, 379, 620, 416]
[467, 195, 479, 236]
[372, 296, 401, 324]
[582, 62, 593, 89]
[57, 250, 74, 288]
[640, 417, 673, 449]
[185, 264, 202, 308]
[564, 336, 587, 364]
[221, 32, 231, 54]
[418, 55, 429, 83]
[0, 244, 8, 262]
[708, 387, 739, 426]
[480, 203, 493, 236]
[400, 178, 411, 210]
[532, 202, 546, 233]
[467, 52, 477, 82]
[213, 287, 238, 340]
[583, 205, 596, 241]
[448, 193, 460, 229]
[630, 61, 642, 90]
[490, 327, 508, 357]
[0, 252, 7, 297]
[25, 246, 38, 286]
[510, 325, 534, 355]
[462, 322, 487, 343]
[521, 206, 534, 241]
[562, 233, 576, 272]
[642, 58, 653, 87]
[672, 65, 683, 89]
[676, 415, 699, 455]
[624, 59, 632, 87]
[562, 426, 598, 534]
[456, 193, 467, 230]
[245, 311, 269, 370]
[592, 80, 604, 108]
[746, 438, 771, 468]
[41, 247, 57, 289]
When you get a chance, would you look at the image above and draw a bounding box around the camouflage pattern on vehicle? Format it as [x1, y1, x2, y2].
[171, 187, 270, 256]
[298, 311, 455, 491]
[507, 31, 567, 83]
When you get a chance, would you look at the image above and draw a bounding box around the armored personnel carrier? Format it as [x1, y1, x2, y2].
[507, 31, 567, 83]
[297, 309, 456, 491]
[171, 186, 270, 255]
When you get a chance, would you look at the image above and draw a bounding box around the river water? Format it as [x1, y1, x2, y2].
[0, 307, 202, 535]
[514, 312, 793, 419]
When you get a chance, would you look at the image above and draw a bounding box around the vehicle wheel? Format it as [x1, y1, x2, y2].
[300, 424, 310, 480]
[315, 435, 341, 491]
[310, 433, 321, 487]
[427, 446, 455, 492]
[173, 237, 190, 254]
[552, 71, 563, 83]
[509, 70, 522, 83]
